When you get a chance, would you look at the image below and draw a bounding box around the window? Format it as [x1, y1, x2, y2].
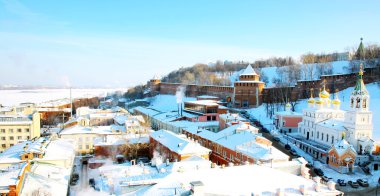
[1, 144, 6, 148]
[230, 154, 234, 161]
[321, 133, 324, 141]
[86, 145, 90, 149]
[26, 136, 30, 140]
[25, 128, 30, 133]
[17, 129, 22, 133]
[78, 144, 83, 149]
[9, 136, 14, 140]
[9, 129, 13, 133]
[18, 136, 22, 140]
[1, 129, 5, 133]
[1, 137, 5, 140]
[326, 134, 329, 142]
[331, 136, 334, 144]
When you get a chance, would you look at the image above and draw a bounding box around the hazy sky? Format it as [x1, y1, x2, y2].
[0, 1, 379, 87]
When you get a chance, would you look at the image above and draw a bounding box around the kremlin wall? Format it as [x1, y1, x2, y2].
[148, 66, 378, 108]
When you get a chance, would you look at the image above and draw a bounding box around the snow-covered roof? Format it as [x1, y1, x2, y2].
[0, 162, 28, 188]
[219, 113, 247, 122]
[316, 119, 346, 131]
[186, 123, 258, 142]
[150, 130, 211, 155]
[275, 110, 302, 116]
[0, 114, 33, 125]
[331, 138, 357, 156]
[133, 106, 160, 116]
[184, 100, 219, 107]
[237, 141, 289, 162]
[197, 95, 219, 99]
[138, 164, 342, 195]
[240, 64, 257, 76]
[0, 138, 48, 162]
[38, 98, 71, 108]
[59, 125, 114, 135]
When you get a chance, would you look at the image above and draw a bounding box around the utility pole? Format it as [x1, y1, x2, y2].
[70, 87, 73, 119]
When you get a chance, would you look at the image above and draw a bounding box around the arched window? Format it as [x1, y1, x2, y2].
[363, 98, 367, 108]
[326, 134, 329, 142]
[356, 97, 361, 108]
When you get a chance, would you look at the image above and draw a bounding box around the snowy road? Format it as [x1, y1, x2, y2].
[80, 164, 89, 190]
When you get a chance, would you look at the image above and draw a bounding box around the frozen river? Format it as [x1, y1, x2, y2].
[0, 88, 127, 106]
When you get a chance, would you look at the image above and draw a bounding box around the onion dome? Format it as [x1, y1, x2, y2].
[315, 98, 323, 105]
[332, 92, 341, 105]
[319, 87, 330, 99]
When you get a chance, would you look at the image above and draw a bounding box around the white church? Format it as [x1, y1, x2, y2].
[297, 64, 373, 156]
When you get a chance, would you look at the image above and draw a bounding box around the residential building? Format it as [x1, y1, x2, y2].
[150, 130, 211, 161]
[183, 123, 289, 166]
[0, 112, 40, 152]
[274, 103, 303, 134]
[0, 137, 75, 196]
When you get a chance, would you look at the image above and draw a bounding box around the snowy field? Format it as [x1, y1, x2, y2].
[0, 88, 127, 106]
[248, 82, 380, 141]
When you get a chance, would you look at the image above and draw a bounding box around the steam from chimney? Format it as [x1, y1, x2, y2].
[176, 86, 186, 116]
[176, 86, 186, 104]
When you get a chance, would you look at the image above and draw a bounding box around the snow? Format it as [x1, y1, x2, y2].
[148, 94, 196, 112]
[151, 130, 211, 155]
[248, 82, 380, 142]
[237, 61, 352, 87]
[0, 88, 126, 106]
[134, 164, 341, 196]
[240, 64, 257, 75]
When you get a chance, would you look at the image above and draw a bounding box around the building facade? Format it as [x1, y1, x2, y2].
[0, 112, 40, 152]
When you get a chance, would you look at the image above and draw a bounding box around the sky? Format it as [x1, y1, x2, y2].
[0, 1, 379, 88]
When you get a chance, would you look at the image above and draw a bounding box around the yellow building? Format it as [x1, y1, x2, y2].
[59, 125, 125, 155]
[0, 112, 40, 152]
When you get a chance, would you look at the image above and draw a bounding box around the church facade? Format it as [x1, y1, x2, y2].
[296, 64, 374, 173]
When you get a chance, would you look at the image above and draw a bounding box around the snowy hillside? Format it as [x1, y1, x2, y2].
[0, 88, 126, 106]
[229, 61, 352, 87]
[247, 82, 380, 141]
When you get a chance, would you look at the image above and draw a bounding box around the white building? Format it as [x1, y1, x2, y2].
[297, 65, 373, 157]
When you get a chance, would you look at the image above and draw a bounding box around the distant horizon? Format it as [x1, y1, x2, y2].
[1, 0, 379, 87]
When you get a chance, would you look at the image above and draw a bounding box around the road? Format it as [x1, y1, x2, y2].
[258, 129, 297, 160]
[80, 163, 88, 189]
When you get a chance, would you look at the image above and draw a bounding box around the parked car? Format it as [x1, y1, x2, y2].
[313, 168, 324, 176]
[284, 144, 291, 150]
[337, 179, 346, 186]
[348, 180, 359, 188]
[240, 110, 247, 115]
[261, 128, 270, 133]
[89, 178, 95, 187]
[321, 176, 330, 183]
[305, 163, 313, 168]
[70, 180, 78, 186]
[289, 150, 299, 157]
[71, 173, 79, 181]
[137, 157, 150, 165]
[357, 179, 369, 187]
[273, 136, 281, 142]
